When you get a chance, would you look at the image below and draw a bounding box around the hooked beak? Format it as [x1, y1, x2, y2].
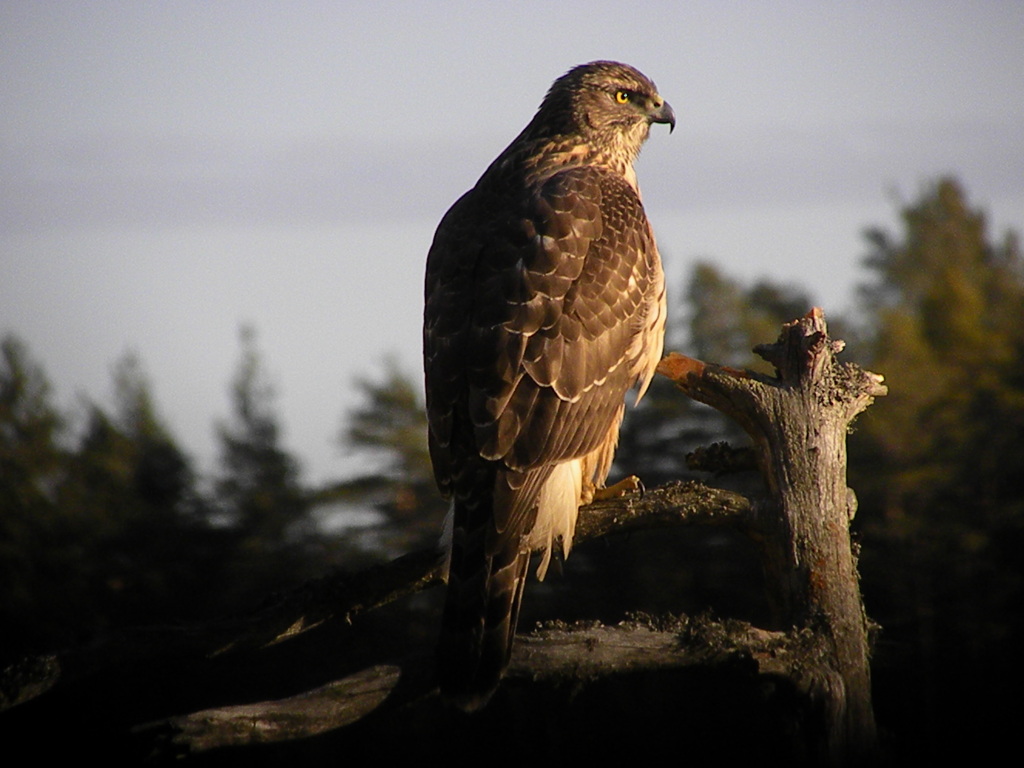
[649, 97, 676, 134]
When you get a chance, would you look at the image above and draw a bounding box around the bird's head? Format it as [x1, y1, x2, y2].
[538, 61, 675, 160]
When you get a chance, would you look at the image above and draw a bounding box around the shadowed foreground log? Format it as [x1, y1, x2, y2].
[0, 309, 885, 765]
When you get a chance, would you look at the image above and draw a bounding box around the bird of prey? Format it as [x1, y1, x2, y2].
[423, 61, 673, 710]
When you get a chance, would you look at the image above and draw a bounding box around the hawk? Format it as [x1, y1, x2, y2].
[423, 61, 673, 710]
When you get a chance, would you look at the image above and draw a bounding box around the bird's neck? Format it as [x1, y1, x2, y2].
[509, 134, 642, 192]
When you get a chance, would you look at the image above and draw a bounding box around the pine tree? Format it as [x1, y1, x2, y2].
[324, 358, 447, 562]
[215, 326, 316, 599]
[0, 335, 66, 661]
[854, 178, 1024, 526]
[1, 341, 223, 661]
[850, 177, 1024, 755]
[216, 327, 308, 541]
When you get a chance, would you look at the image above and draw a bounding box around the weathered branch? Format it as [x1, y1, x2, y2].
[142, 615, 836, 758]
[142, 664, 407, 755]
[0, 481, 747, 713]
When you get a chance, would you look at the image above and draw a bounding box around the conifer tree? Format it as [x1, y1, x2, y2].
[850, 178, 1024, 754]
[215, 326, 316, 598]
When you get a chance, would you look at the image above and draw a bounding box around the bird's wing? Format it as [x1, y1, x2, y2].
[425, 163, 662, 542]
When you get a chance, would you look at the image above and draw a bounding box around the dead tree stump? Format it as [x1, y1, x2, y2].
[659, 307, 886, 763]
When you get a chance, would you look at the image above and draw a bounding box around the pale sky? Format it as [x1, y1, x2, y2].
[3, 1, 1022, 484]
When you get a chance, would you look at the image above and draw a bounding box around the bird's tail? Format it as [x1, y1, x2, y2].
[436, 487, 532, 712]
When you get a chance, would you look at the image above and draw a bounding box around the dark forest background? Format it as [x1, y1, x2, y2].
[3, 178, 1021, 760]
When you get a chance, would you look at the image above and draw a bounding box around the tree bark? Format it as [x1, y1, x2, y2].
[658, 307, 886, 763]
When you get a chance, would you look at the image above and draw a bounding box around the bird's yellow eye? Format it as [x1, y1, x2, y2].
[615, 89, 630, 104]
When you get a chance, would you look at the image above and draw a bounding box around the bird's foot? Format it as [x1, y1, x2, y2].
[592, 475, 644, 501]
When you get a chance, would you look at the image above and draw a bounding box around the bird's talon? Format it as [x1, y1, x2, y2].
[593, 475, 644, 500]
